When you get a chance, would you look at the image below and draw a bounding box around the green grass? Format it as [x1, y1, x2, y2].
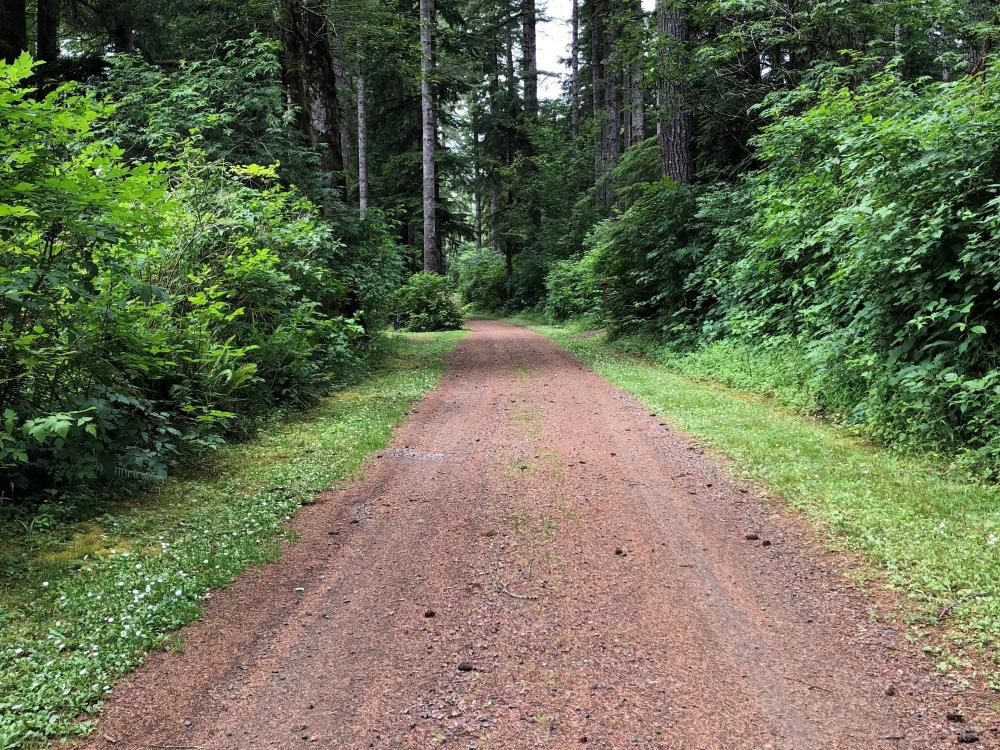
[522, 320, 1000, 680]
[0, 330, 464, 750]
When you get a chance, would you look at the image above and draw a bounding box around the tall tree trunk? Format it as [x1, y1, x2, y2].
[420, 0, 442, 273]
[602, 43, 621, 168]
[36, 0, 60, 62]
[1, 0, 27, 63]
[522, 0, 538, 116]
[112, 18, 134, 52]
[600, 0, 621, 203]
[627, 60, 644, 145]
[656, 0, 693, 183]
[506, 23, 516, 98]
[330, 34, 356, 191]
[474, 177, 483, 250]
[591, 0, 606, 198]
[434, 150, 445, 267]
[474, 197, 483, 249]
[356, 59, 369, 219]
[280, 0, 346, 190]
[490, 178, 499, 253]
[487, 37, 500, 255]
[625, 0, 644, 146]
[472, 121, 483, 248]
[570, 0, 580, 134]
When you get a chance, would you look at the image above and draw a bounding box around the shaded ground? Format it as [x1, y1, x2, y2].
[79, 319, 997, 749]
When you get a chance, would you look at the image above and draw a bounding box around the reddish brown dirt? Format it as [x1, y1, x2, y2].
[80, 319, 998, 750]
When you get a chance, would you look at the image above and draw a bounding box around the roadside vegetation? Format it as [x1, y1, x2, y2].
[0, 331, 463, 748]
[523, 319, 1000, 682]
[1, 45, 404, 517]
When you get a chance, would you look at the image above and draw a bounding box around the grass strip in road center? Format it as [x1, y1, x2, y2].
[0, 330, 465, 749]
[521, 320, 1000, 685]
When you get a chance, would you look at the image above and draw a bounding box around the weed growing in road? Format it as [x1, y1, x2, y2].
[527, 322, 1000, 680]
[0, 332, 464, 749]
[512, 410, 542, 438]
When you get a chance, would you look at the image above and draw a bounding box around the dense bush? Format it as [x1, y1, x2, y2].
[454, 246, 507, 311]
[393, 272, 463, 332]
[0, 52, 401, 513]
[99, 36, 326, 194]
[588, 178, 701, 338]
[701, 67, 1000, 470]
[543, 251, 602, 321]
[520, 66, 1000, 473]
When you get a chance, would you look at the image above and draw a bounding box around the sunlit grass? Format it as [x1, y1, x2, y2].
[525, 321, 1000, 680]
[0, 330, 465, 749]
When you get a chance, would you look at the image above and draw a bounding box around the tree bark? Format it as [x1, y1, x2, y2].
[570, 0, 580, 134]
[505, 22, 516, 99]
[522, 0, 538, 116]
[591, 0, 605, 197]
[627, 60, 644, 146]
[36, 0, 60, 62]
[112, 18, 134, 52]
[487, 36, 500, 255]
[600, 0, 621, 203]
[602, 39, 621, 167]
[472, 121, 483, 248]
[490, 177, 499, 254]
[656, 0, 694, 183]
[356, 59, 369, 219]
[474, 178, 483, 249]
[280, 0, 346, 190]
[625, 0, 644, 147]
[420, 0, 442, 273]
[329, 33, 356, 189]
[0, 0, 27, 63]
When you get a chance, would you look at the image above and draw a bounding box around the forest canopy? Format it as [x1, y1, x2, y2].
[1, 0, 1000, 518]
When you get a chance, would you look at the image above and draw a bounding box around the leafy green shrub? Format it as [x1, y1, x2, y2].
[100, 35, 318, 184]
[393, 272, 463, 332]
[703, 66, 1000, 471]
[506, 250, 551, 311]
[543, 250, 602, 320]
[0, 55, 179, 498]
[554, 63, 1000, 474]
[588, 178, 701, 337]
[0, 52, 402, 512]
[455, 246, 507, 311]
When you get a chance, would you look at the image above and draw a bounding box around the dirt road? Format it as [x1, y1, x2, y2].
[82, 320, 996, 749]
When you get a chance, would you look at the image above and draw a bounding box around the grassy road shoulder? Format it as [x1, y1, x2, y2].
[521, 320, 999, 685]
[0, 331, 465, 749]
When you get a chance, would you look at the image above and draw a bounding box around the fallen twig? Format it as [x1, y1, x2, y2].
[782, 674, 832, 693]
[938, 592, 989, 621]
[501, 582, 540, 601]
